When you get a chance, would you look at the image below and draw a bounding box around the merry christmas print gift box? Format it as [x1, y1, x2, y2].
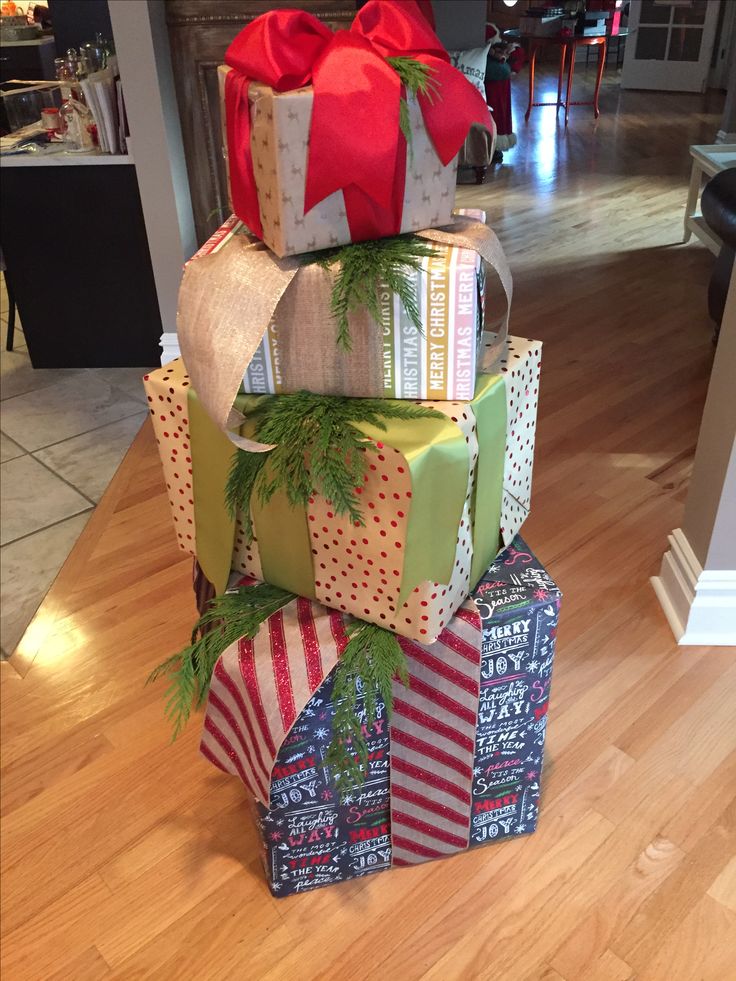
[200, 536, 561, 896]
[218, 1, 492, 257]
[142, 335, 542, 644]
[178, 211, 512, 403]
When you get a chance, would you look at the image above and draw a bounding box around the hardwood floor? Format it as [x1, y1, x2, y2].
[2, 68, 734, 980]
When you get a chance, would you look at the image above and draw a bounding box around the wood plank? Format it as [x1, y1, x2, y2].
[635, 895, 736, 981]
[549, 836, 684, 980]
[610, 798, 736, 971]
[707, 855, 736, 913]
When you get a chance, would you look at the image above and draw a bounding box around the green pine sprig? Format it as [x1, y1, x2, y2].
[324, 621, 409, 798]
[224, 448, 267, 542]
[302, 235, 437, 351]
[388, 56, 439, 157]
[398, 96, 412, 153]
[148, 583, 294, 739]
[387, 56, 440, 102]
[225, 391, 442, 536]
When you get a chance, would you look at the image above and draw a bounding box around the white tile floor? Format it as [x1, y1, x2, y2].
[0, 280, 153, 656]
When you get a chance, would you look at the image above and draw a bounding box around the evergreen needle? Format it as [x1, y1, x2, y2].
[387, 56, 440, 104]
[389, 58, 438, 159]
[224, 392, 443, 538]
[148, 583, 294, 739]
[325, 621, 409, 798]
[399, 97, 413, 163]
[301, 235, 437, 351]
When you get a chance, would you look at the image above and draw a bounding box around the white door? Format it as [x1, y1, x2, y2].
[622, 0, 721, 92]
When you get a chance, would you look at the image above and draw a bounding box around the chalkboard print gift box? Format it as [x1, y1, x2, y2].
[217, 2, 493, 257]
[469, 538, 561, 849]
[178, 210, 510, 403]
[142, 336, 542, 644]
[201, 536, 561, 896]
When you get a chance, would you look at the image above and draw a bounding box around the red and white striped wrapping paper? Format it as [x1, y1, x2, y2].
[201, 580, 482, 867]
[391, 604, 481, 864]
[201, 588, 345, 805]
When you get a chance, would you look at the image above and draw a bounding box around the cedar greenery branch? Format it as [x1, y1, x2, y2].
[387, 56, 440, 150]
[148, 583, 294, 739]
[225, 390, 443, 540]
[325, 621, 409, 798]
[301, 235, 438, 351]
[148, 584, 410, 794]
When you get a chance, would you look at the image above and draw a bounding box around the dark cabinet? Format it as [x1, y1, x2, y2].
[0, 39, 56, 84]
[2, 161, 162, 368]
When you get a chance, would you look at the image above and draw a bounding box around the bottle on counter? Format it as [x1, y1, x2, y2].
[41, 106, 62, 140]
[54, 53, 84, 103]
[58, 96, 95, 151]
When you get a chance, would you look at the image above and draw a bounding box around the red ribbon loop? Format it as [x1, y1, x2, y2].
[225, 9, 332, 91]
[224, 0, 492, 244]
[352, 0, 446, 59]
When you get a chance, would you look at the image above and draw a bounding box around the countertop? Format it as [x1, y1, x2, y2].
[0, 150, 134, 167]
[0, 35, 55, 48]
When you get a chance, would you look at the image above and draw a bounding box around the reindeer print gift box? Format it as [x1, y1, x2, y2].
[216, 0, 494, 259]
[201, 536, 561, 897]
[219, 67, 458, 259]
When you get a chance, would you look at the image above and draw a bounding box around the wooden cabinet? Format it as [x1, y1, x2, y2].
[165, 0, 357, 245]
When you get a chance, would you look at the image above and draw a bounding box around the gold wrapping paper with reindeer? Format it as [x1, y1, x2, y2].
[218, 66, 458, 258]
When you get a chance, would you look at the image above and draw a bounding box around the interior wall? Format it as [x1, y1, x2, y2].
[706, 446, 736, 570]
[431, 0, 486, 50]
[681, 272, 736, 569]
[717, 32, 736, 138]
[710, 0, 735, 89]
[108, 0, 196, 341]
[47, 0, 114, 56]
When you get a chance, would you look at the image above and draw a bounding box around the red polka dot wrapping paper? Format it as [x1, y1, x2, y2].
[142, 335, 541, 643]
[143, 361, 197, 553]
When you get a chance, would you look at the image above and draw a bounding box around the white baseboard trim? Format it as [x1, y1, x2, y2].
[651, 528, 736, 646]
[160, 331, 181, 366]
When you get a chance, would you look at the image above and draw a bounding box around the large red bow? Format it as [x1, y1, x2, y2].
[224, 0, 492, 242]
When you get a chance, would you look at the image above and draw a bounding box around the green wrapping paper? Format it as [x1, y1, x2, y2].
[189, 373, 507, 643]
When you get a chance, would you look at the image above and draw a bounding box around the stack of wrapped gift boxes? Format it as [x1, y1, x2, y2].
[145, 0, 562, 898]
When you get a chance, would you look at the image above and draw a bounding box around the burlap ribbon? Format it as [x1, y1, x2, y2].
[178, 243, 299, 454]
[177, 217, 512, 452]
[416, 216, 512, 372]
